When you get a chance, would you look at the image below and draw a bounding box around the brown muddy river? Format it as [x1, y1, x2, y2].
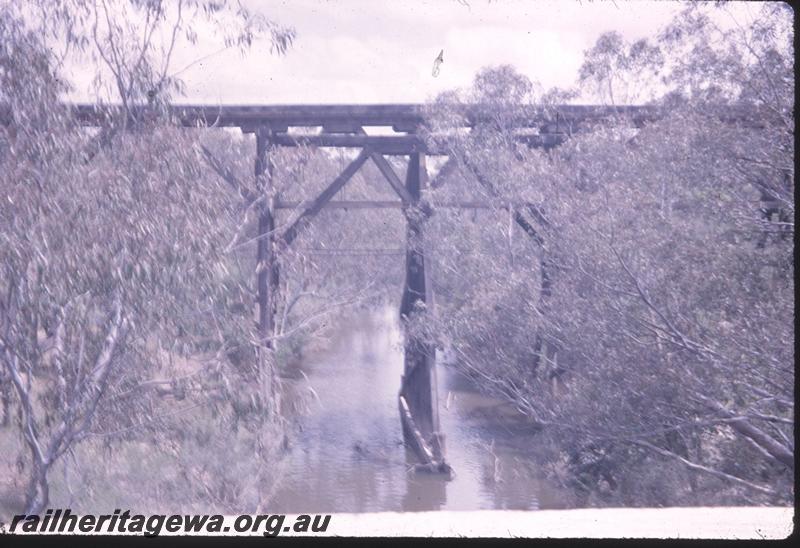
[267, 306, 564, 512]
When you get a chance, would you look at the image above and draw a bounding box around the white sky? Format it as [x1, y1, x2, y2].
[66, 0, 762, 105]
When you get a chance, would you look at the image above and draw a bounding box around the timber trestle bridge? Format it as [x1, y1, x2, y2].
[13, 101, 765, 475]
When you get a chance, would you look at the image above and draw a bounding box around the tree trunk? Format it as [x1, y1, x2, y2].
[25, 456, 50, 515]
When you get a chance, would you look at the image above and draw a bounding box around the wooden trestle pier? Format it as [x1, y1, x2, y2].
[22, 101, 766, 474]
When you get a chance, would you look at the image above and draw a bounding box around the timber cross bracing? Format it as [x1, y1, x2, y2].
[225, 103, 591, 473]
[6, 101, 765, 474]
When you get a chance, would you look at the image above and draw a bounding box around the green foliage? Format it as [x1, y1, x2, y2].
[0, 1, 294, 514]
[423, 4, 793, 506]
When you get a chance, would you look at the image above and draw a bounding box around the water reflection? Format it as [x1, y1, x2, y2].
[268, 306, 559, 512]
[402, 456, 448, 511]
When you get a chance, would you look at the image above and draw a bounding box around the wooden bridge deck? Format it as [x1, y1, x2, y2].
[68, 102, 670, 129]
[0, 101, 764, 130]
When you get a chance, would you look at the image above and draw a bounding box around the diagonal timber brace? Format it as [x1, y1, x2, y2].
[353, 128, 415, 204]
[369, 153, 414, 204]
[279, 148, 371, 248]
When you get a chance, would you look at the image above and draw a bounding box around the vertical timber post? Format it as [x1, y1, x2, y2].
[399, 152, 448, 473]
[255, 127, 280, 411]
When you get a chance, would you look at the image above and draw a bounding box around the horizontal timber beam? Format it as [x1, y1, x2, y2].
[270, 133, 567, 153]
[274, 200, 496, 209]
[20, 103, 769, 130]
[273, 133, 425, 153]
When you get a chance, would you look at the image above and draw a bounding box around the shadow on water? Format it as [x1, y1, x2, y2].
[268, 306, 563, 512]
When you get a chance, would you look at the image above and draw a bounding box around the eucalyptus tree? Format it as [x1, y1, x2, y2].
[0, 1, 294, 513]
[423, 2, 793, 505]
